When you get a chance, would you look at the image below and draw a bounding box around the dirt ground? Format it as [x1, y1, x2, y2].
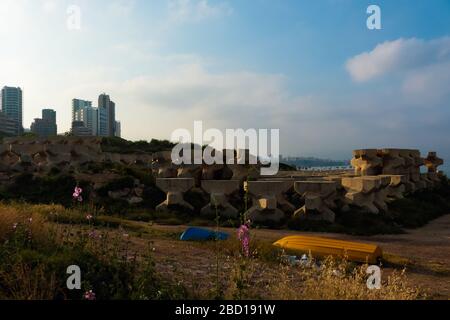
[127, 214, 450, 299]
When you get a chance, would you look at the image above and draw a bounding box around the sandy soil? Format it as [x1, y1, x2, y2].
[139, 214, 450, 299]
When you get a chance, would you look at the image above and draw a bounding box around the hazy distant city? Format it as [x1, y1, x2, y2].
[0, 85, 120, 139]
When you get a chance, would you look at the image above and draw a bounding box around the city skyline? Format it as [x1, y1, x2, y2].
[0, 1, 449, 161]
[0, 86, 121, 138]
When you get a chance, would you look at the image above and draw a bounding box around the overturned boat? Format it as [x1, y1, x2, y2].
[273, 235, 382, 264]
[180, 227, 229, 241]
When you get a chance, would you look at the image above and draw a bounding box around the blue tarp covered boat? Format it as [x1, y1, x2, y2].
[180, 227, 229, 241]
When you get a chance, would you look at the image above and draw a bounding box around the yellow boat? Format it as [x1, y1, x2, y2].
[273, 235, 382, 264]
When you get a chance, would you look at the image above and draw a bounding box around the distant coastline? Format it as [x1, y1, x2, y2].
[281, 156, 350, 170]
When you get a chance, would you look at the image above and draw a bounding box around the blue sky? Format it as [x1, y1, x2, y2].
[0, 0, 449, 161]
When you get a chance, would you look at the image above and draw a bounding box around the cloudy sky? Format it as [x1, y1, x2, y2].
[0, 0, 449, 161]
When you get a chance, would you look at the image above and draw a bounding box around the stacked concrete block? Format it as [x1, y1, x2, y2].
[156, 178, 195, 212]
[351, 149, 383, 176]
[380, 149, 405, 175]
[294, 181, 337, 223]
[409, 150, 427, 191]
[361, 176, 390, 212]
[424, 152, 444, 173]
[243, 181, 289, 223]
[379, 174, 407, 200]
[341, 177, 382, 214]
[151, 151, 178, 178]
[201, 180, 240, 218]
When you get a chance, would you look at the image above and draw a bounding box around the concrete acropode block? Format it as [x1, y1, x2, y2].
[420, 173, 435, 189]
[398, 149, 415, 174]
[410, 172, 427, 191]
[200, 180, 240, 218]
[424, 152, 444, 173]
[156, 178, 195, 212]
[10, 144, 45, 157]
[341, 177, 381, 214]
[243, 181, 288, 223]
[151, 151, 178, 178]
[351, 149, 383, 176]
[427, 172, 441, 183]
[409, 149, 425, 168]
[341, 177, 380, 194]
[379, 174, 406, 199]
[362, 176, 390, 212]
[258, 179, 296, 213]
[293, 181, 337, 223]
[322, 176, 349, 209]
[380, 149, 405, 175]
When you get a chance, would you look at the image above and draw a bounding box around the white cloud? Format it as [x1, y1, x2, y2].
[168, 0, 233, 24]
[402, 61, 450, 105]
[42, 0, 59, 14]
[107, 0, 135, 17]
[0, 1, 448, 160]
[346, 37, 450, 82]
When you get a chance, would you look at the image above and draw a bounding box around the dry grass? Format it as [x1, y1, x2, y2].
[187, 237, 422, 300]
[0, 202, 56, 242]
[267, 256, 422, 300]
[0, 262, 58, 300]
[0, 202, 425, 300]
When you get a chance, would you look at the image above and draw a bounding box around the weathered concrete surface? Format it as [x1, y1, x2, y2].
[0, 137, 154, 174]
[259, 178, 296, 213]
[244, 181, 287, 223]
[200, 180, 240, 218]
[351, 149, 383, 176]
[380, 149, 405, 175]
[294, 181, 337, 223]
[227, 149, 260, 182]
[425, 152, 444, 173]
[362, 176, 390, 212]
[156, 178, 195, 212]
[420, 173, 435, 189]
[379, 174, 407, 200]
[341, 177, 380, 214]
[152, 151, 178, 178]
[351, 148, 442, 195]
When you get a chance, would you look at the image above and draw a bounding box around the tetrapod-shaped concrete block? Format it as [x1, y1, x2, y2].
[156, 178, 195, 212]
[201, 180, 240, 218]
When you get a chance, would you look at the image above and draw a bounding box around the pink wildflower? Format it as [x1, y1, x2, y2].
[73, 186, 83, 202]
[237, 223, 250, 257]
[84, 290, 96, 300]
[86, 214, 93, 221]
[88, 230, 98, 239]
[12, 223, 18, 230]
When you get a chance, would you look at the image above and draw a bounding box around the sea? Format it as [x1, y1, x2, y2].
[302, 165, 450, 176]
[441, 165, 450, 177]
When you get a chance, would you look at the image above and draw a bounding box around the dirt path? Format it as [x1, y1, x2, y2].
[144, 214, 450, 299]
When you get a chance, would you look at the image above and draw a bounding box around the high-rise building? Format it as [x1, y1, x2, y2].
[0, 111, 19, 136]
[97, 105, 109, 137]
[71, 121, 92, 137]
[42, 109, 56, 124]
[72, 99, 92, 122]
[114, 121, 121, 138]
[71, 94, 120, 138]
[98, 93, 116, 137]
[108, 100, 116, 137]
[74, 106, 98, 136]
[30, 109, 57, 137]
[1, 86, 23, 135]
